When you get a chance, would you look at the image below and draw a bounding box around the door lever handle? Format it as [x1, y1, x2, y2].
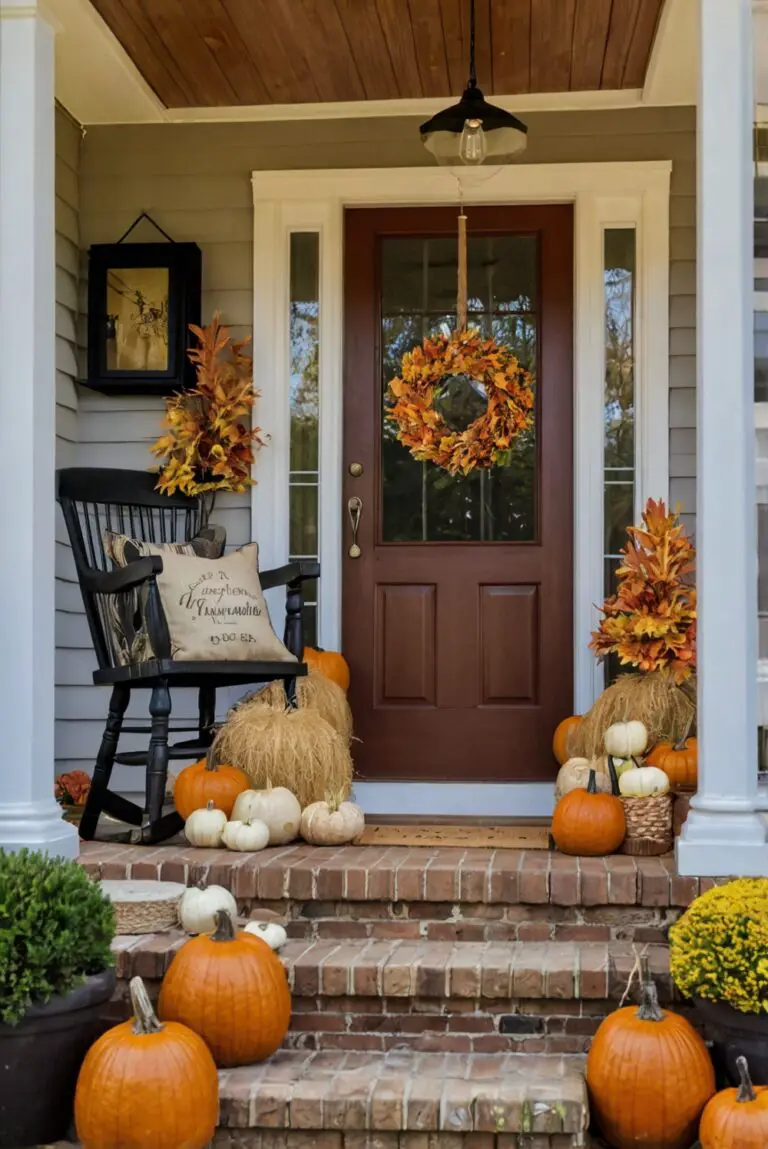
[348, 496, 363, 558]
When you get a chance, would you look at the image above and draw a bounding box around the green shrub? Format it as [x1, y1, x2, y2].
[0, 849, 115, 1025]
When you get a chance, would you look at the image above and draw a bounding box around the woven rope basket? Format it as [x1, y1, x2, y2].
[100, 880, 186, 934]
[619, 793, 673, 855]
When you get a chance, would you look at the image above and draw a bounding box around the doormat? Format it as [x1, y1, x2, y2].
[355, 823, 551, 849]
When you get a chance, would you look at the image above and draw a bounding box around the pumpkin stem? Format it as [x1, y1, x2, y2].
[606, 757, 620, 796]
[130, 977, 163, 1036]
[212, 908, 236, 941]
[736, 1056, 757, 1103]
[636, 957, 664, 1022]
[205, 745, 219, 772]
[587, 769, 597, 794]
[674, 711, 695, 752]
[196, 879, 207, 891]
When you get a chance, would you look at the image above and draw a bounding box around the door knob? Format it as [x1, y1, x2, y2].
[348, 462, 363, 477]
[348, 496, 363, 558]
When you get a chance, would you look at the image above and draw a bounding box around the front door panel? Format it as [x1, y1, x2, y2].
[343, 205, 573, 783]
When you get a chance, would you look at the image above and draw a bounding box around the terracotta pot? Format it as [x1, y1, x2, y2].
[673, 792, 693, 836]
[694, 997, 768, 1088]
[0, 968, 115, 1147]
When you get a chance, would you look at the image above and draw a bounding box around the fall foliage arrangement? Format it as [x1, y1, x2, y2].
[590, 498, 697, 683]
[386, 328, 535, 476]
[151, 313, 265, 500]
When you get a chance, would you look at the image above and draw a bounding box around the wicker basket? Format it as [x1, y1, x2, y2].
[99, 879, 187, 934]
[619, 793, 673, 856]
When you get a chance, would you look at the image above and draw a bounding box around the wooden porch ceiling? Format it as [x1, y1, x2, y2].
[89, 0, 666, 110]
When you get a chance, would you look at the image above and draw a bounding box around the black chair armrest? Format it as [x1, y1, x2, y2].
[80, 555, 164, 595]
[260, 560, 320, 590]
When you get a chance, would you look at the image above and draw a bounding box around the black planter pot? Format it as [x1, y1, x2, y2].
[0, 967, 116, 1148]
[694, 996, 768, 1087]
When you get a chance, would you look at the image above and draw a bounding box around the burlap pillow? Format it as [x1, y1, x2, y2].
[138, 542, 296, 663]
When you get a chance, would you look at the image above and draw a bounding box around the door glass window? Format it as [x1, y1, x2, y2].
[380, 234, 538, 543]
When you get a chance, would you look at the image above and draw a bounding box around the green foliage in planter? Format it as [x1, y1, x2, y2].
[0, 849, 115, 1025]
[669, 877, 768, 1015]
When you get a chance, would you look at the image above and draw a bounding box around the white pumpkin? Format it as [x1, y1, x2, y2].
[221, 818, 270, 852]
[618, 765, 670, 797]
[555, 757, 612, 802]
[231, 785, 301, 845]
[184, 800, 227, 848]
[244, 919, 288, 950]
[179, 881, 237, 934]
[300, 799, 365, 846]
[603, 720, 648, 759]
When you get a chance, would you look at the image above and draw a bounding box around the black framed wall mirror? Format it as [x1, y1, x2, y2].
[85, 238, 202, 395]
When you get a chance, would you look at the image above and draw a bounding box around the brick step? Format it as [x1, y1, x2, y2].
[80, 842, 718, 943]
[213, 1048, 590, 1147]
[109, 932, 677, 1054]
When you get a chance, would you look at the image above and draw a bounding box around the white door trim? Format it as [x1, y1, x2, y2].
[251, 161, 671, 816]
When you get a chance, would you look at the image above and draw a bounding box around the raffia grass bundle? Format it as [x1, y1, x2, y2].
[570, 672, 696, 761]
[245, 670, 352, 744]
[212, 705, 353, 808]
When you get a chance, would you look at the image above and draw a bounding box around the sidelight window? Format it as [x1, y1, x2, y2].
[288, 232, 320, 646]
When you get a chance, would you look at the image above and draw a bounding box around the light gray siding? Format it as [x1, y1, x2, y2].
[60, 106, 696, 780]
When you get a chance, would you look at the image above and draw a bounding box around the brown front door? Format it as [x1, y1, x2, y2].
[343, 205, 573, 783]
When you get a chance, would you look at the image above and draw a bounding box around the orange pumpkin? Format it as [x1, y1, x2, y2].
[552, 714, 581, 765]
[647, 737, 698, 788]
[587, 968, 715, 1149]
[75, 976, 217, 1149]
[174, 753, 250, 820]
[158, 909, 291, 1067]
[551, 769, 626, 856]
[700, 1056, 768, 1149]
[303, 646, 350, 692]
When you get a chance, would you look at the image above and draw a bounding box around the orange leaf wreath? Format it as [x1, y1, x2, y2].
[590, 498, 697, 683]
[386, 329, 535, 476]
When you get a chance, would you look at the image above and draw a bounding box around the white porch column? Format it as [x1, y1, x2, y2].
[0, 0, 78, 857]
[677, 0, 768, 875]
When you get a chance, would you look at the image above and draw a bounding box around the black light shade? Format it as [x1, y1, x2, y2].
[420, 84, 528, 165]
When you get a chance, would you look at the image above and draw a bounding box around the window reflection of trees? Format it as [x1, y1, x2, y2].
[381, 236, 538, 544]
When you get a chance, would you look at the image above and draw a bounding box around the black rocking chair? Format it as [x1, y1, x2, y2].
[56, 468, 318, 844]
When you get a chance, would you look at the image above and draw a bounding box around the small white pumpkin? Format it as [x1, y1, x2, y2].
[221, 818, 270, 852]
[184, 800, 227, 848]
[300, 798, 365, 846]
[618, 765, 670, 797]
[555, 757, 612, 802]
[179, 880, 238, 934]
[231, 785, 301, 845]
[244, 919, 288, 950]
[603, 720, 648, 759]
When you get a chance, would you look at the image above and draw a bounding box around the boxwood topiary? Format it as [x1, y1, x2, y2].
[0, 849, 115, 1025]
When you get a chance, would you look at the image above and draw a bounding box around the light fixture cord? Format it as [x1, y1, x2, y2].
[457, 191, 468, 332]
[468, 0, 477, 88]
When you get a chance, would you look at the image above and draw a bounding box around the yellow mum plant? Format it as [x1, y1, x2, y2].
[669, 879, 768, 1014]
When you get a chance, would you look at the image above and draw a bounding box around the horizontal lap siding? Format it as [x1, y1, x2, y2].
[55, 106, 83, 776]
[67, 107, 695, 785]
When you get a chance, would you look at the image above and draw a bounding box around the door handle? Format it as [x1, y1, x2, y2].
[348, 496, 363, 559]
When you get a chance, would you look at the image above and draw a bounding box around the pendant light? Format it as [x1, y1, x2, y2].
[420, 0, 527, 166]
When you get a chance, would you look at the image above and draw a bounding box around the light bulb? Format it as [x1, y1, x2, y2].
[459, 118, 487, 165]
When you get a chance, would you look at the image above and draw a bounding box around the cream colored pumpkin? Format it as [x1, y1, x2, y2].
[244, 920, 288, 950]
[184, 800, 227, 848]
[604, 720, 648, 758]
[300, 799, 365, 845]
[179, 881, 238, 934]
[618, 765, 670, 797]
[221, 818, 270, 852]
[231, 785, 301, 845]
[555, 757, 612, 802]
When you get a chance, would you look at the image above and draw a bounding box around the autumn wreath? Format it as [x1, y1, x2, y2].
[387, 328, 535, 476]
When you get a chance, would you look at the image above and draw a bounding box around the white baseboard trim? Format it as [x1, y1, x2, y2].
[350, 782, 555, 819]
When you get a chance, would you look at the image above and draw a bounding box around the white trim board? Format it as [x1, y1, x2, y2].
[251, 161, 670, 818]
[351, 783, 555, 820]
